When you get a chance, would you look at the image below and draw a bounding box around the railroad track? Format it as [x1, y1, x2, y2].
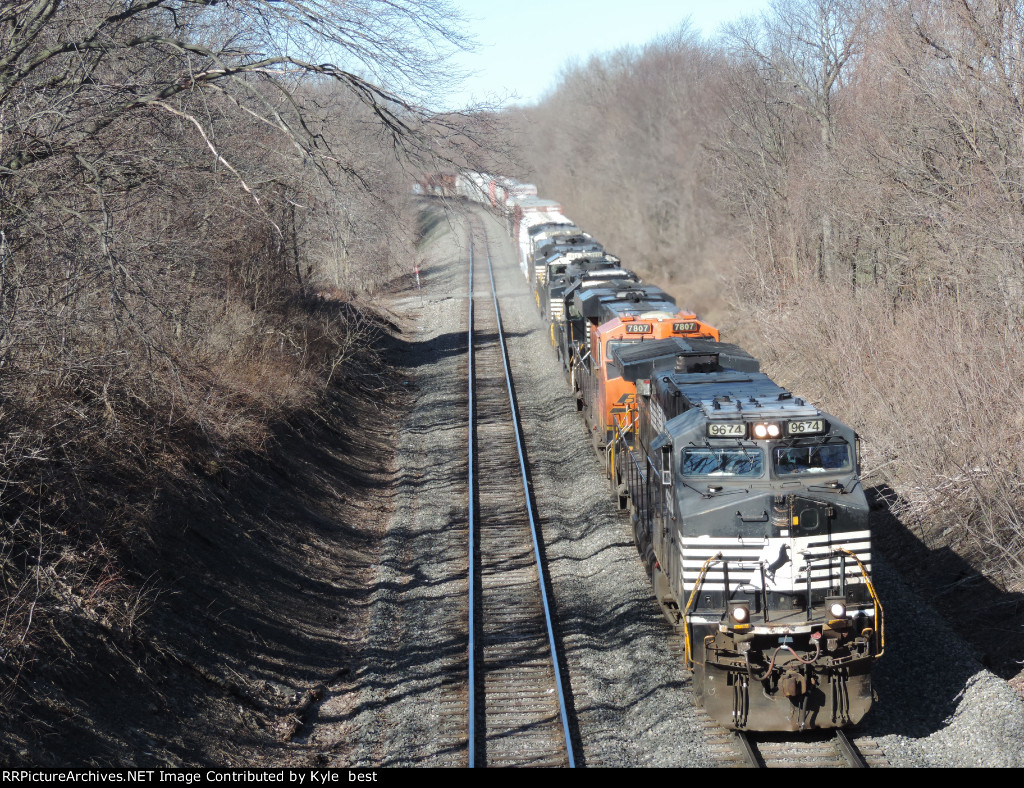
[465, 214, 576, 767]
[702, 716, 887, 767]
[668, 628, 887, 768]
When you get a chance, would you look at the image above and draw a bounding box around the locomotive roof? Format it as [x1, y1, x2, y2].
[536, 227, 588, 240]
[564, 257, 624, 275]
[654, 371, 820, 421]
[542, 243, 605, 263]
[550, 257, 615, 279]
[574, 284, 677, 320]
[526, 220, 577, 236]
[600, 300, 678, 324]
[609, 337, 759, 382]
[562, 271, 639, 303]
[537, 234, 599, 253]
[542, 237, 601, 250]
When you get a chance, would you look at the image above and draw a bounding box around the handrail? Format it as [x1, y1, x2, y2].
[678, 547, 882, 668]
[832, 547, 885, 658]
[681, 553, 724, 667]
[570, 347, 590, 368]
[647, 454, 662, 484]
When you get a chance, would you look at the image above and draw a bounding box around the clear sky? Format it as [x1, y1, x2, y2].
[442, 0, 773, 110]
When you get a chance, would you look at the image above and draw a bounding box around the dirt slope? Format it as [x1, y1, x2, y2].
[1, 341, 414, 767]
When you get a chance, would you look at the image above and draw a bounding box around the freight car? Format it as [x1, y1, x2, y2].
[512, 198, 572, 278]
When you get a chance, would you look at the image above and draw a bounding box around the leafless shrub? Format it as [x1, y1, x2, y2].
[0, 0, 488, 698]
[742, 282, 1024, 589]
[514, 0, 1024, 592]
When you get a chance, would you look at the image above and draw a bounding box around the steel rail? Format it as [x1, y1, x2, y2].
[464, 214, 575, 767]
[734, 731, 761, 768]
[484, 235, 576, 768]
[729, 727, 871, 768]
[836, 728, 868, 768]
[467, 232, 477, 768]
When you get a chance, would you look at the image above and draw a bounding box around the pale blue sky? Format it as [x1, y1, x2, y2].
[443, 0, 772, 109]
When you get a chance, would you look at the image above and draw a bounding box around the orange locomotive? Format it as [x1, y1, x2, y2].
[569, 283, 718, 465]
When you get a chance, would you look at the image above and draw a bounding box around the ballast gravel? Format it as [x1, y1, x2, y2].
[328, 203, 1024, 768]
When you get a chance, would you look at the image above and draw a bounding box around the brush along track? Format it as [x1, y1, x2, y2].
[465, 214, 575, 767]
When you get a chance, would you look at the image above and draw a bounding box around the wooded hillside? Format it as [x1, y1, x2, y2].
[512, 0, 1024, 592]
[0, 0, 489, 710]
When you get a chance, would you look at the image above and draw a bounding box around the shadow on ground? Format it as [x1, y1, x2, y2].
[863, 483, 1024, 739]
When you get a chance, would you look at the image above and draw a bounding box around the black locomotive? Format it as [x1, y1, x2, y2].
[610, 338, 881, 731]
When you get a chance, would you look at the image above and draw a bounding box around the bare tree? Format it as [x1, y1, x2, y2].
[0, 1, 472, 170]
[515, 25, 733, 317]
[724, 0, 867, 281]
[0, 0, 488, 695]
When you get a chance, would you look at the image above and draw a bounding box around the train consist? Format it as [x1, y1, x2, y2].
[452, 172, 883, 733]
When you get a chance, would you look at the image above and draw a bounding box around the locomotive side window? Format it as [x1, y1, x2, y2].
[605, 339, 640, 361]
[682, 448, 763, 477]
[773, 441, 852, 475]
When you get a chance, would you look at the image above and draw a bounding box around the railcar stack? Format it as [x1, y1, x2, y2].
[447, 172, 883, 732]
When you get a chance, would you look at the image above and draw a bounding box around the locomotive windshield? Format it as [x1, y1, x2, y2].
[773, 440, 852, 475]
[682, 447, 764, 477]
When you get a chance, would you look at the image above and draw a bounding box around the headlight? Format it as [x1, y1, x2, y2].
[826, 596, 847, 619]
[729, 600, 750, 625]
[752, 423, 780, 439]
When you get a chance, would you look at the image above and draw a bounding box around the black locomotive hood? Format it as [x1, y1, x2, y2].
[676, 487, 869, 541]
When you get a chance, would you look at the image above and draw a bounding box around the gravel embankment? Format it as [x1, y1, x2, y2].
[476, 210, 715, 767]
[324, 209, 473, 767]
[326, 202, 1024, 767]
